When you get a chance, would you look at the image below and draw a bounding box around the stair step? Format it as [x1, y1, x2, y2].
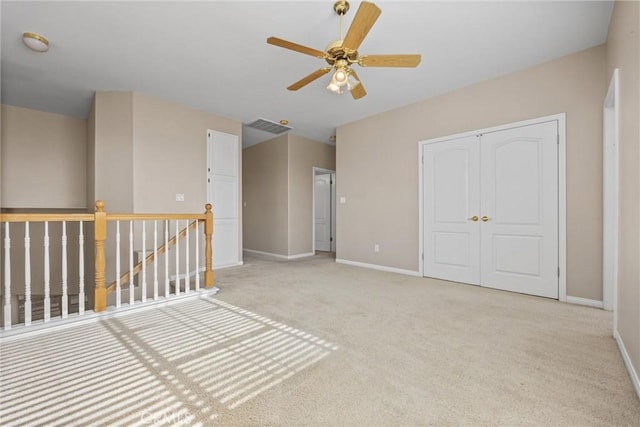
[17, 294, 86, 323]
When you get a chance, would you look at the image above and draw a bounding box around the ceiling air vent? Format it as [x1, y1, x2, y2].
[245, 118, 293, 134]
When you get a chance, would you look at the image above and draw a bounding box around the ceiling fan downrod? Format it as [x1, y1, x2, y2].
[334, 0, 350, 39]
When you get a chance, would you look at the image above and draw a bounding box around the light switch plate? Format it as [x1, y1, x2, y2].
[340, 197, 346, 204]
[176, 193, 185, 202]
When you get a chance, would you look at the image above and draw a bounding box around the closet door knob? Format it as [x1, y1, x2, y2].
[468, 216, 479, 222]
[481, 216, 490, 222]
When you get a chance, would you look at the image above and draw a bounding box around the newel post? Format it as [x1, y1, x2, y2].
[204, 203, 214, 288]
[94, 200, 107, 312]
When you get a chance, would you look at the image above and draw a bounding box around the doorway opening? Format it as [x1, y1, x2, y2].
[312, 168, 336, 254]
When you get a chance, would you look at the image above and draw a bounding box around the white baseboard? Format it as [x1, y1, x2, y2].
[335, 258, 421, 277]
[215, 261, 244, 270]
[566, 296, 604, 308]
[244, 249, 314, 261]
[244, 249, 289, 259]
[169, 261, 243, 281]
[288, 252, 314, 260]
[171, 266, 205, 281]
[614, 329, 640, 399]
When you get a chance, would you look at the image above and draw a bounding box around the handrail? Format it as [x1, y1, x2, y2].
[0, 213, 208, 222]
[107, 213, 207, 221]
[105, 220, 199, 293]
[0, 213, 95, 222]
[1, 200, 215, 329]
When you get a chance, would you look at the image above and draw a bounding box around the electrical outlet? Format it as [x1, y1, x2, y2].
[374, 244, 380, 253]
[176, 193, 185, 202]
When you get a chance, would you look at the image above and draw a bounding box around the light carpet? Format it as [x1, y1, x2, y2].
[1, 252, 639, 426]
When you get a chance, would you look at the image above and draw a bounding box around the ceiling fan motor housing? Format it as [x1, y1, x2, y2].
[325, 40, 358, 66]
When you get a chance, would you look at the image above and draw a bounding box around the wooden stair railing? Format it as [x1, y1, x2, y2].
[1, 201, 214, 328]
[105, 220, 199, 294]
[1, 210, 94, 328]
[94, 201, 214, 312]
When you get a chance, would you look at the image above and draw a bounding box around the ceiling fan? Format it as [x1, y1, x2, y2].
[267, 0, 421, 100]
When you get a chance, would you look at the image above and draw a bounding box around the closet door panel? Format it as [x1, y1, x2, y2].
[423, 136, 480, 285]
[479, 121, 558, 298]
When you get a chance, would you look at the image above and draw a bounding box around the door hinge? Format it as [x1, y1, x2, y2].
[208, 178, 210, 183]
[330, 237, 333, 242]
[421, 253, 424, 260]
[557, 134, 559, 144]
[557, 267, 560, 277]
[330, 180, 333, 185]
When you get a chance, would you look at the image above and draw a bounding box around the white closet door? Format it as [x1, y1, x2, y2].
[423, 135, 480, 285]
[479, 121, 558, 298]
[207, 130, 239, 268]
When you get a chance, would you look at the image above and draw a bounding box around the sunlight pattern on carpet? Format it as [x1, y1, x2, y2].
[0, 297, 338, 426]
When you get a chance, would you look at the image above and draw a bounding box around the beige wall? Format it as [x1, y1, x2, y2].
[132, 92, 242, 214]
[132, 91, 243, 263]
[0, 105, 89, 319]
[337, 45, 606, 300]
[86, 100, 95, 208]
[243, 135, 290, 255]
[288, 135, 336, 255]
[1, 106, 3, 207]
[89, 91, 243, 282]
[1, 105, 87, 208]
[93, 92, 134, 213]
[606, 0, 640, 392]
[90, 92, 134, 296]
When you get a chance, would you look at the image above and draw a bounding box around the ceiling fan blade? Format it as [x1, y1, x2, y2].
[342, 2, 381, 52]
[287, 68, 332, 91]
[267, 37, 326, 58]
[349, 70, 367, 100]
[359, 54, 422, 67]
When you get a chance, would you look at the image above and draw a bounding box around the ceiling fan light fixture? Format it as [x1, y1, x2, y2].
[333, 67, 349, 87]
[327, 81, 343, 94]
[346, 72, 361, 91]
[22, 31, 49, 52]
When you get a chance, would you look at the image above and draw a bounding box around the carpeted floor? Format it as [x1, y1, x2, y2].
[1, 252, 639, 426]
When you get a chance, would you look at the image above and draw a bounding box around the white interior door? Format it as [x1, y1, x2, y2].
[207, 130, 239, 268]
[330, 173, 336, 252]
[423, 136, 480, 285]
[479, 121, 558, 298]
[314, 174, 331, 252]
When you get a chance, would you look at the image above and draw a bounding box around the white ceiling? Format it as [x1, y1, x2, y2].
[1, 1, 613, 147]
